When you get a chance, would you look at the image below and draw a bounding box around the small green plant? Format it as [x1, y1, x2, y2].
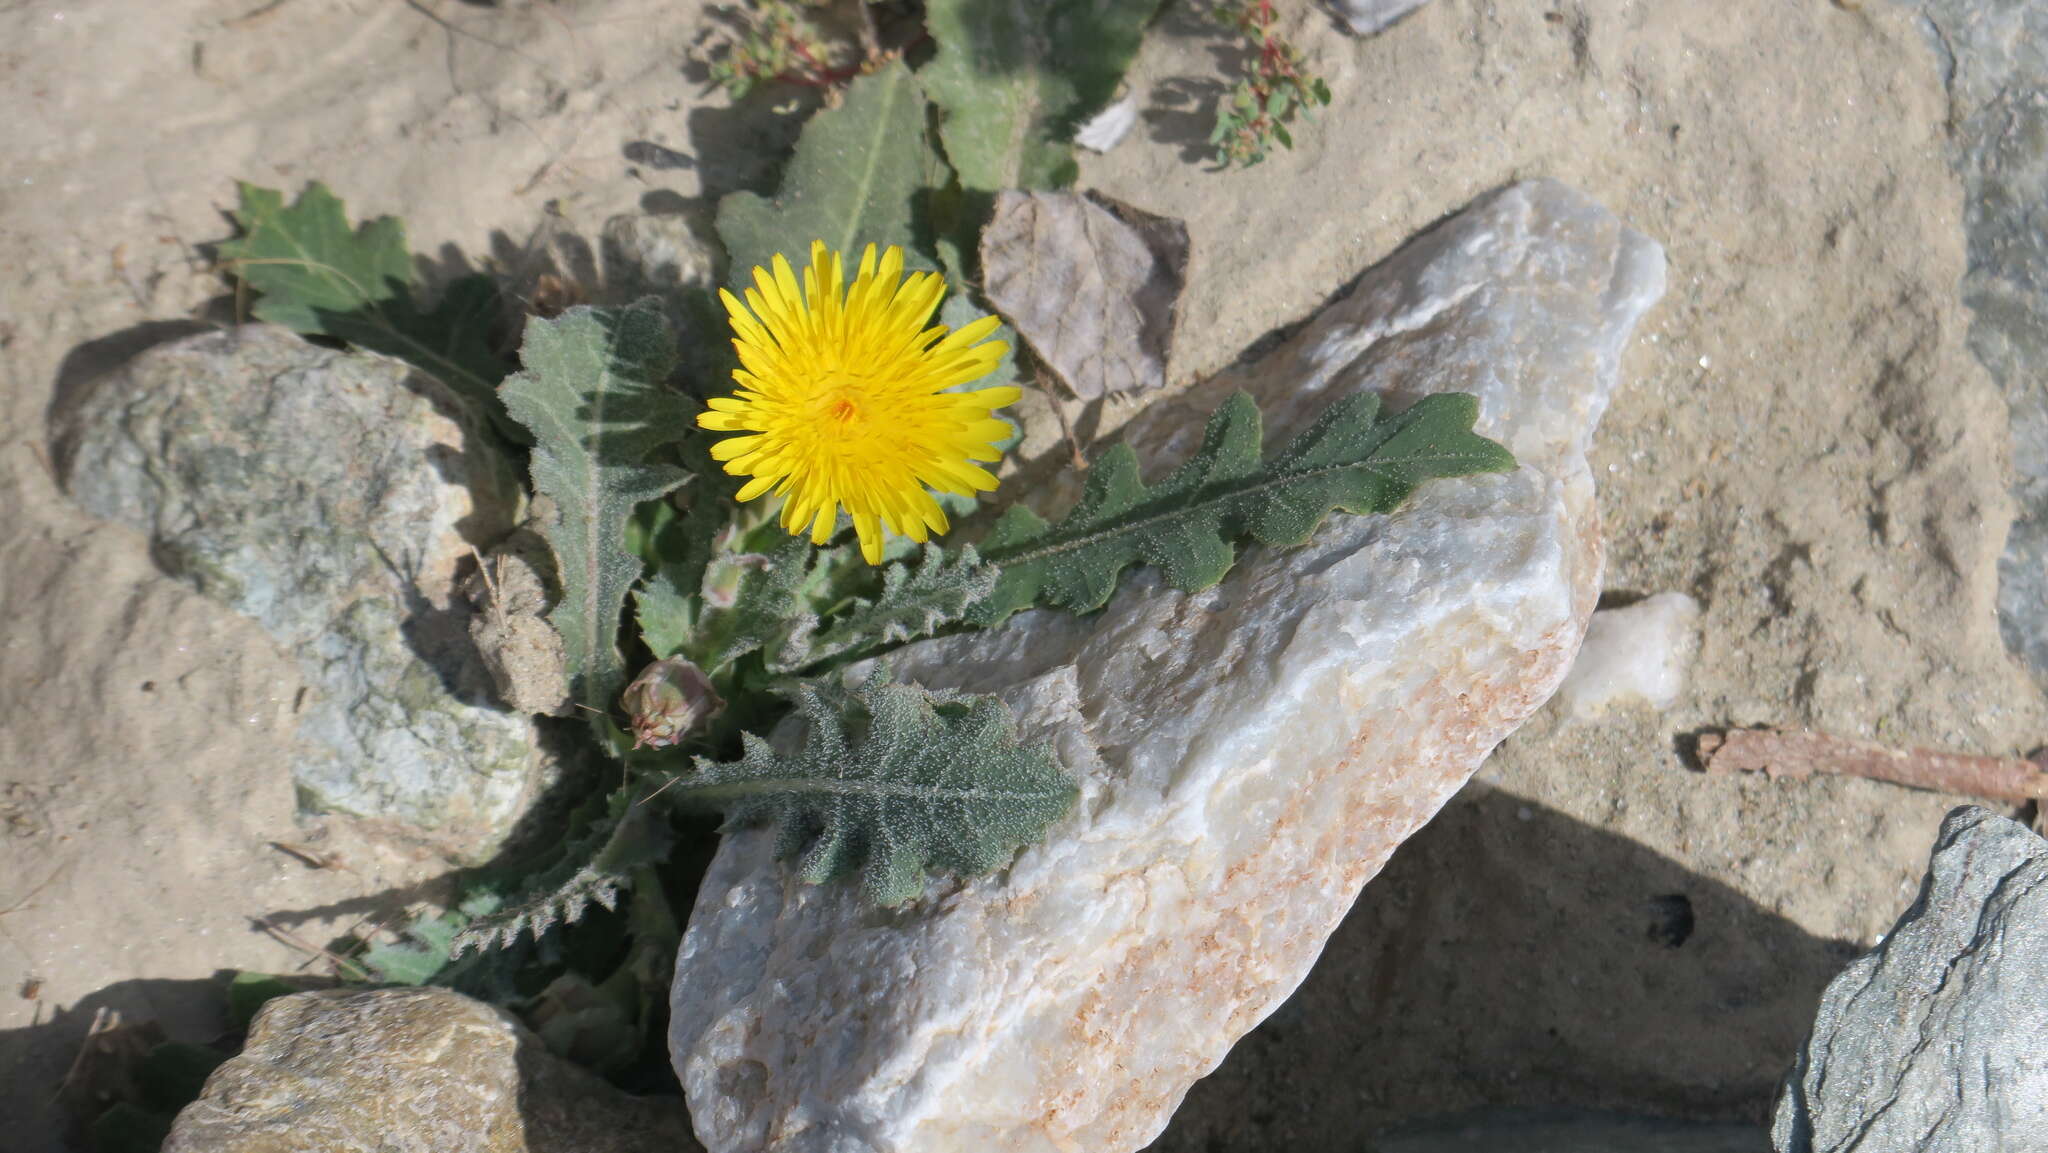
[1210, 0, 1332, 167]
[704, 0, 856, 97]
[208, 0, 1504, 1096]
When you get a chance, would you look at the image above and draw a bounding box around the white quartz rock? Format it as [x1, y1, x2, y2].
[1560, 592, 1704, 718]
[1332, 0, 1435, 36]
[669, 181, 1667, 1153]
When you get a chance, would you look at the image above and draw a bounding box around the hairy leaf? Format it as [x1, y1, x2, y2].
[357, 889, 507, 986]
[634, 566, 697, 663]
[780, 544, 997, 672]
[919, 0, 1166, 192]
[981, 190, 1187, 399]
[687, 536, 823, 673]
[449, 787, 673, 956]
[717, 60, 950, 285]
[676, 669, 1075, 905]
[218, 182, 516, 438]
[974, 390, 1517, 623]
[635, 443, 742, 661]
[502, 301, 695, 713]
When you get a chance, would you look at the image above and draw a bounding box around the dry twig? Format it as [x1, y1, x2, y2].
[1698, 727, 2048, 803]
[268, 840, 348, 872]
[0, 865, 68, 919]
[252, 916, 373, 981]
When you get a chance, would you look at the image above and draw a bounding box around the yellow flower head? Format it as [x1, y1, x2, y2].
[698, 241, 1020, 564]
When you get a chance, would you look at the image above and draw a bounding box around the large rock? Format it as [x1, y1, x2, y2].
[1772, 806, 2048, 1152]
[1911, 1, 2048, 684]
[164, 987, 696, 1153]
[669, 180, 1666, 1152]
[55, 326, 543, 861]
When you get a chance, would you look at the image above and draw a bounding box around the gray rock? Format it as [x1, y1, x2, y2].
[1772, 806, 2048, 1153]
[56, 326, 544, 861]
[1911, 3, 2048, 684]
[1374, 1109, 1764, 1153]
[1331, 0, 1434, 36]
[164, 987, 698, 1153]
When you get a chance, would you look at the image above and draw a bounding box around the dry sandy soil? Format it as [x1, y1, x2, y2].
[2, 0, 2040, 1149]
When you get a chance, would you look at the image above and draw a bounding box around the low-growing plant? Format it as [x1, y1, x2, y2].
[704, 0, 853, 97]
[1210, 0, 1332, 166]
[210, 0, 1498, 1093]
[695, 0, 1335, 174]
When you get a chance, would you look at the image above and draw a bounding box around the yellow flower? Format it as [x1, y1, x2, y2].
[698, 241, 1020, 564]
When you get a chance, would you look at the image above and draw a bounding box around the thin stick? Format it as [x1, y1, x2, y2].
[1699, 728, 2048, 803]
[268, 841, 350, 872]
[299, 913, 379, 974]
[252, 916, 372, 981]
[1039, 372, 1089, 472]
[468, 544, 502, 605]
[0, 865, 68, 918]
[223, 0, 291, 28]
[53, 1006, 120, 1104]
[24, 440, 60, 486]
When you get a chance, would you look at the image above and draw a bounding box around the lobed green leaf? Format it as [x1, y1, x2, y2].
[501, 301, 696, 715]
[716, 60, 951, 286]
[973, 390, 1518, 624]
[218, 182, 517, 439]
[674, 668, 1075, 905]
[780, 543, 998, 672]
[448, 786, 673, 957]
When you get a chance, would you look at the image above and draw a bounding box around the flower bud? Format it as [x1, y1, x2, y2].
[620, 657, 723, 749]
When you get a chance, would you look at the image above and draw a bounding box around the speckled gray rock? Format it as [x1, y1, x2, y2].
[1912, 3, 2048, 684]
[670, 181, 1665, 1153]
[1331, 0, 1434, 36]
[164, 987, 698, 1153]
[1772, 807, 2048, 1153]
[56, 326, 543, 861]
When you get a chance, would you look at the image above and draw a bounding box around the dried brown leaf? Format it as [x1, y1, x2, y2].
[464, 533, 573, 718]
[980, 191, 1188, 400]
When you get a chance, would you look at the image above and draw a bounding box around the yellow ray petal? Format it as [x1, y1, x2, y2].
[695, 242, 1021, 563]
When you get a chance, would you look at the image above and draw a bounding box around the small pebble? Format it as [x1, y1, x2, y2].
[1559, 592, 1703, 718]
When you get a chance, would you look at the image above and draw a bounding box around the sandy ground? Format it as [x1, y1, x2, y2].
[1, 0, 2040, 1149]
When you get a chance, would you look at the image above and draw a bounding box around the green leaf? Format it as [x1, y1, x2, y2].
[635, 440, 744, 662]
[450, 786, 673, 955]
[974, 390, 1517, 624]
[361, 907, 471, 986]
[716, 60, 950, 285]
[501, 301, 696, 714]
[675, 668, 1076, 905]
[217, 182, 517, 440]
[687, 536, 824, 673]
[919, 0, 1166, 191]
[635, 565, 698, 662]
[782, 544, 997, 672]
